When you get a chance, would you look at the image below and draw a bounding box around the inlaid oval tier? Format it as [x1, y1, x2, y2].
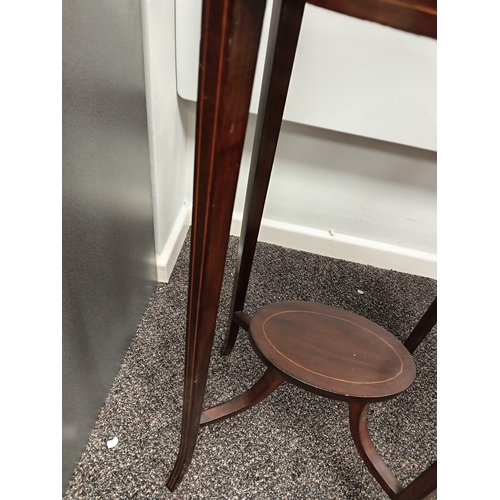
[249, 301, 416, 401]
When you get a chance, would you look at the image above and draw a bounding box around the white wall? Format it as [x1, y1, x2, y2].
[143, 0, 437, 281]
[182, 101, 437, 278]
[141, 0, 190, 281]
[176, 0, 437, 151]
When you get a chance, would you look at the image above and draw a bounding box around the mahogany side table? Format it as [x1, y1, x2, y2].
[167, 1, 437, 497]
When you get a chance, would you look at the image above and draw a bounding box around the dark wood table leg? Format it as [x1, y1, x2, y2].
[394, 461, 437, 500]
[349, 296, 436, 499]
[167, 0, 266, 491]
[223, 0, 307, 355]
[200, 367, 285, 426]
[349, 402, 404, 499]
[404, 297, 437, 355]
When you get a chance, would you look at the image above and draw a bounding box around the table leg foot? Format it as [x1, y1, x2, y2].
[167, 432, 198, 492]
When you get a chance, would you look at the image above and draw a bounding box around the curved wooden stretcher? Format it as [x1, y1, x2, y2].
[167, 1, 437, 497]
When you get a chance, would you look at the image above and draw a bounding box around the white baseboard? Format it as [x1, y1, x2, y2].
[157, 206, 436, 282]
[156, 203, 191, 282]
[230, 212, 437, 279]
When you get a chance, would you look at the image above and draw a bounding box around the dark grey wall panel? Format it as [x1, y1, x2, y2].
[62, 0, 157, 494]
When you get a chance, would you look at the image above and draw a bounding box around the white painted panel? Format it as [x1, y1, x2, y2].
[181, 101, 437, 256]
[143, 0, 187, 254]
[175, 0, 437, 151]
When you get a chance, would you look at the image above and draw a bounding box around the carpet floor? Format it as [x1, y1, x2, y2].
[64, 233, 437, 499]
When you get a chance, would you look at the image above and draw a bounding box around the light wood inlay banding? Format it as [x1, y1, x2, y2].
[249, 301, 416, 400]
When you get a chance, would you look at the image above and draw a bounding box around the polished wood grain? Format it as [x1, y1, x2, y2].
[249, 301, 416, 401]
[349, 402, 404, 498]
[167, 0, 266, 491]
[200, 367, 285, 426]
[204, 298, 435, 497]
[223, 0, 436, 355]
[171, 0, 437, 493]
[404, 298, 437, 355]
[223, 0, 306, 354]
[309, 0, 437, 39]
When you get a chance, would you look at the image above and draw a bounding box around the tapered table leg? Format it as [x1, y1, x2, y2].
[167, 0, 266, 491]
[404, 298, 437, 355]
[224, 0, 307, 354]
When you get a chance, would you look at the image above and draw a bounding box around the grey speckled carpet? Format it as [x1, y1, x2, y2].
[64, 232, 437, 500]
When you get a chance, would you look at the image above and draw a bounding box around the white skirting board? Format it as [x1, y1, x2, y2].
[230, 212, 437, 279]
[156, 205, 436, 282]
[156, 203, 191, 282]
